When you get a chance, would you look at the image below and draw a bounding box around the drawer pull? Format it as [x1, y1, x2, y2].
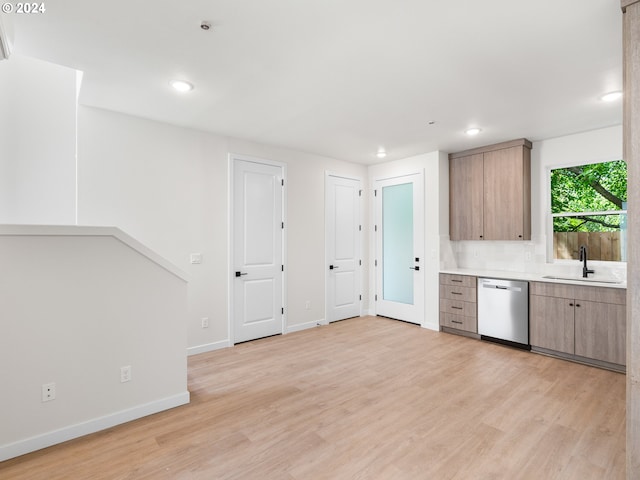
[451, 291, 462, 295]
[451, 279, 463, 283]
[451, 320, 463, 325]
[451, 306, 463, 310]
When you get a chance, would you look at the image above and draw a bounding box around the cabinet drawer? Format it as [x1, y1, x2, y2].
[439, 284, 476, 303]
[440, 312, 477, 333]
[439, 298, 476, 318]
[440, 273, 475, 288]
[530, 281, 626, 305]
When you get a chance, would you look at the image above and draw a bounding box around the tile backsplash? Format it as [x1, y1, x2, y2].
[441, 236, 627, 282]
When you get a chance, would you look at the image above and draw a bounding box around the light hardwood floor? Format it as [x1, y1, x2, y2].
[0, 316, 626, 479]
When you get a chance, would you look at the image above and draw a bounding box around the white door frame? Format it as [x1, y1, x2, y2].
[325, 171, 363, 323]
[228, 153, 287, 344]
[373, 171, 425, 325]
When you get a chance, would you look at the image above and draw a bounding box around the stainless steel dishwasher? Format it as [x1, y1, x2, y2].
[477, 277, 529, 348]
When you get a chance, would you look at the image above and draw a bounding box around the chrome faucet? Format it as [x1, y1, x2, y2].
[579, 245, 595, 278]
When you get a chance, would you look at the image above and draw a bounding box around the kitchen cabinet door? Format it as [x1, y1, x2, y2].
[575, 301, 626, 365]
[530, 295, 575, 354]
[483, 146, 531, 241]
[449, 153, 484, 240]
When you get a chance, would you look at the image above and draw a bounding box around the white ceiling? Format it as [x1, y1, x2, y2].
[6, 0, 623, 164]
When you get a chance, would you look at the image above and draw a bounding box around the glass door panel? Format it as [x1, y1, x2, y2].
[382, 183, 414, 304]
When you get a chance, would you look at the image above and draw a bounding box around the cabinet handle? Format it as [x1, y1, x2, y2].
[576, 304, 580, 307]
[451, 306, 463, 310]
[518, 235, 523, 238]
[451, 279, 463, 283]
[451, 291, 462, 295]
[479, 235, 483, 239]
[451, 320, 463, 325]
[569, 303, 574, 307]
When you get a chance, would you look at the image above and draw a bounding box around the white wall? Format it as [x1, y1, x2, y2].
[78, 106, 368, 352]
[449, 126, 625, 278]
[0, 226, 189, 461]
[77, 107, 229, 351]
[368, 151, 449, 331]
[0, 55, 76, 224]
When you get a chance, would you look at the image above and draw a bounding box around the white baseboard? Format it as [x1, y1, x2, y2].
[187, 339, 230, 356]
[422, 321, 440, 332]
[0, 391, 190, 462]
[285, 319, 324, 333]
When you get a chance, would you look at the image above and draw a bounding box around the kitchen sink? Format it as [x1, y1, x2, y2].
[541, 275, 623, 284]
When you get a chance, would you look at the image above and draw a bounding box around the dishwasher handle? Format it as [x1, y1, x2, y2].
[481, 283, 523, 293]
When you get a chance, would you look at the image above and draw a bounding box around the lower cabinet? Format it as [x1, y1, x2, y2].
[439, 274, 477, 334]
[530, 282, 626, 368]
[574, 300, 626, 366]
[530, 295, 575, 354]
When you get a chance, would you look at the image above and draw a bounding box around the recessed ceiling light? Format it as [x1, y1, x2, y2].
[376, 148, 387, 159]
[465, 127, 481, 136]
[170, 80, 194, 93]
[600, 91, 622, 102]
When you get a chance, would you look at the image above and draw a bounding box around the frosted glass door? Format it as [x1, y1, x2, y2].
[382, 183, 413, 304]
[375, 172, 424, 325]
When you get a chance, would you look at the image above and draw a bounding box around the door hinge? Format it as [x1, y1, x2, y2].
[359, 259, 362, 266]
[359, 189, 362, 197]
[281, 221, 284, 229]
[281, 179, 284, 186]
[359, 294, 362, 301]
[374, 190, 377, 197]
[375, 225, 377, 232]
[375, 259, 378, 267]
[281, 307, 284, 314]
[281, 265, 284, 272]
[375, 294, 378, 301]
[359, 225, 362, 231]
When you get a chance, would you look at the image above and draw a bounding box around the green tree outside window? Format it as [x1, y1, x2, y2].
[550, 160, 627, 261]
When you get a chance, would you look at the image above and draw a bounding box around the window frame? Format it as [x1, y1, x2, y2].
[546, 157, 627, 265]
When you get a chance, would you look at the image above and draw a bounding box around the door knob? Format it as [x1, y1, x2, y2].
[329, 265, 340, 270]
[235, 271, 248, 277]
[409, 266, 420, 271]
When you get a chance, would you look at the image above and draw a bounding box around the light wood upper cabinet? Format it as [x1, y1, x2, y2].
[450, 153, 484, 240]
[449, 139, 531, 241]
[483, 146, 531, 240]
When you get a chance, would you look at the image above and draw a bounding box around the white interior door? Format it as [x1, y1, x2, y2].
[326, 174, 361, 322]
[232, 157, 284, 343]
[375, 173, 424, 324]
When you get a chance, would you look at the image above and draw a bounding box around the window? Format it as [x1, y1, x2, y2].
[550, 160, 627, 262]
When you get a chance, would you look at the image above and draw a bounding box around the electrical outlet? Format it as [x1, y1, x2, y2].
[120, 365, 132, 383]
[42, 382, 56, 402]
[305, 301, 311, 310]
[201, 317, 209, 328]
[190, 253, 203, 264]
[525, 251, 532, 262]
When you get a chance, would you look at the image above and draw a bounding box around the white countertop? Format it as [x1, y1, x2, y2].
[440, 267, 627, 289]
